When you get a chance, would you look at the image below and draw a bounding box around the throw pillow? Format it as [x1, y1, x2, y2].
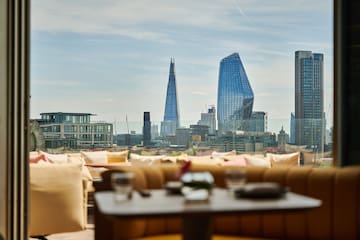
[161, 153, 188, 164]
[67, 155, 85, 165]
[221, 155, 247, 167]
[129, 153, 165, 166]
[302, 151, 315, 165]
[107, 150, 129, 163]
[39, 151, 68, 164]
[29, 163, 85, 235]
[80, 151, 107, 164]
[66, 154, 92, 181]
[267, 152, 300, 168]
[188, 155, 223, 166]
[29, 151, 39, 157]
[244, 155, 271, 168]
[212, 150, 236, 158]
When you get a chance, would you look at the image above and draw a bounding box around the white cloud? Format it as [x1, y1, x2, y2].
[288, 41, 333, 51]
[32, 0, 332, 42]
[31, 79, 82, 87]
[31, 0, 237, 42]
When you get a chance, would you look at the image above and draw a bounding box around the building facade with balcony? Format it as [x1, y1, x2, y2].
[38, 112, 113, 149]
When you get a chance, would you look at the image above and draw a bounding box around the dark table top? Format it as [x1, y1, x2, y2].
[95, 188, 321, 218]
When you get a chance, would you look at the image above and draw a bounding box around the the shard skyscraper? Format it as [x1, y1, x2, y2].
[161, 58, 180, 136]
[217, 53, 254, 133]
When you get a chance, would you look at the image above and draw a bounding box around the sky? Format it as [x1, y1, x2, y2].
[30, 0, 333, 134]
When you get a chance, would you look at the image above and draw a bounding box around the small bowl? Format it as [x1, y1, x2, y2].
[164, 181, 183, 195]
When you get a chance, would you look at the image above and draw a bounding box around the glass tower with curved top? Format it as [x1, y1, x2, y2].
[161, 58, 180, 136]
[217, 53, 254, 133]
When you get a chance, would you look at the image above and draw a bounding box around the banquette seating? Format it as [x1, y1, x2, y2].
[94, 165, 360, 240]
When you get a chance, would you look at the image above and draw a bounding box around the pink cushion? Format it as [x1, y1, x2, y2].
[221, 156, 247, 166]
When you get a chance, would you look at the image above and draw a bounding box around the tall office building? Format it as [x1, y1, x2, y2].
[290, 112, 295, 144]
[143, 112, 151, 146]
[217, 53, 254, 134]
[175, 128, 191, 147]
[197, 105, 216, 135]
[151, 124, 159, 139]
[161, 58, 180, 136]
[295, 51, 325, 149]
[247, 111, 267, 132]
[190, 124, 210, 142]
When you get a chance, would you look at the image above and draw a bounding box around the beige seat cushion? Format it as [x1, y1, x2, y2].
[29, 163, 86, 236]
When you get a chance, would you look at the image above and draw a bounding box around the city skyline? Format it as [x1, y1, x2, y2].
[30, 0, 333, 134]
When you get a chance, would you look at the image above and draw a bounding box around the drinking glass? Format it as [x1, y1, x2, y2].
[111, 172, 134, 202]
[225, 168, 246, 193]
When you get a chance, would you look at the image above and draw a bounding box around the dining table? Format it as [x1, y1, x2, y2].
[95, 188, 321, 240]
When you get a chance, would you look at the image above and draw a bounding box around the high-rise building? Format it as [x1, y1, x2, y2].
[295, 51, 325, 149]
[247, 111, 267, 132]
[290, 112, 295, 144]
[217, 53, 254, 134]
[142, 112, 151, 146]
[190, 124, 209, 142]
[115, 133, 142, 146]
[151, 124, 159, 139]
[197, 105, 216, 135]
[175, 128, 191, 147]
[326, 127, 333, 145]
[161, 58, 180, 136]
[206, 131, 276, 152]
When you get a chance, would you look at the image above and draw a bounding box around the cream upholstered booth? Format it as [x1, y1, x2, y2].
[29, 163, 89, 237]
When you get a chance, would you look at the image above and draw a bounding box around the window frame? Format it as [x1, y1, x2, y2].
[0, 0, 30, 239]
[2, 0, 359, 238]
